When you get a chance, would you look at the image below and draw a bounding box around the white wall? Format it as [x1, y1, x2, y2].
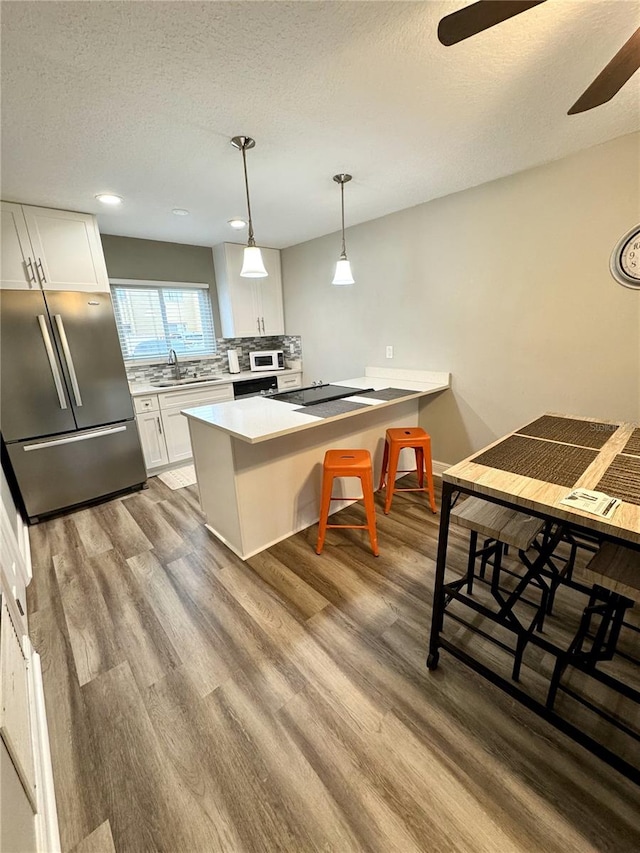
[282, 133, 640, 464]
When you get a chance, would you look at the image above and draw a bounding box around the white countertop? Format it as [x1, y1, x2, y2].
[129, 367, 302, 397]
[182, 368, 450, 444]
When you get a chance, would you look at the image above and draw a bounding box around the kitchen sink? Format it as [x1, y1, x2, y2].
[151, 378, 214, 387]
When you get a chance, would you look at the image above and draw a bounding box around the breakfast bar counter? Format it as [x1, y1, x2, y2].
[183, 368, 449, 559]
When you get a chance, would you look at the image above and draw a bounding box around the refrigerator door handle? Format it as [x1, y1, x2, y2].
[54, 314, 83, 406]
[37, 314, 68, 410]
[23, 426, 126, 451]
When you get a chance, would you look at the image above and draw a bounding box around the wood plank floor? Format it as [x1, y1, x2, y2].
[27, 476, 640, 853]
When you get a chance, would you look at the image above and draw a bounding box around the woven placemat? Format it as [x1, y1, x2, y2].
[595, 454, 640, 506]
[471, 435, 598, 487]
[352, 387, 416, 401]
[295, 400, 369, 419]
[516, 415, 617, 449]
[622, 428, 640, 458]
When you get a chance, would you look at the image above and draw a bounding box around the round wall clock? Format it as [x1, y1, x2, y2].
[610, 225, 640, 290]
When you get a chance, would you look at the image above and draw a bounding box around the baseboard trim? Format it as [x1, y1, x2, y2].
[432, 460, 451, 478]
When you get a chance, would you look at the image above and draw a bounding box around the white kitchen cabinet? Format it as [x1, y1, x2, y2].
[0, 203, 40, 289]
[160, 384, 234, 465]
[162, 408, 193, 464]
[213, 242, 284, 338]
[0, 202, 109, 292]
[135, 384, 234, 472]
[277, 372, 302, 391]
[136, 411, 169, 470]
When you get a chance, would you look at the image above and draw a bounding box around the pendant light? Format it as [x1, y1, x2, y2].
[332, 173, 355, 285]
[231, 136, 268, 278]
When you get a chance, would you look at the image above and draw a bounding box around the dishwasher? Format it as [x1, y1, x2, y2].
[232, 375, 278, 399]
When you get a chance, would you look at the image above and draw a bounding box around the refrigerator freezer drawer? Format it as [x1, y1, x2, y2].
[6, 420, 146, 520]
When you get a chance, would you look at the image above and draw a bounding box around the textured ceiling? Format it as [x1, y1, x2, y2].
[1, 1, 639, 249]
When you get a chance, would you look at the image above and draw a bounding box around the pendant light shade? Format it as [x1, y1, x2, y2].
[332, 173, 355, 286]
[240, 245, 268, 277]
[333, 258, 355, 286]
[231, 135, 268, 279]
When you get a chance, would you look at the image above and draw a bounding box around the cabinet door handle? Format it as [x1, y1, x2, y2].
[261, 317, 265, 334]
[16, 598, 25, 617]
[157, 416, 163, 435]
[35, 257, 47, 284]
[25, 257, 37, 285]
[257, 316, 261, 333]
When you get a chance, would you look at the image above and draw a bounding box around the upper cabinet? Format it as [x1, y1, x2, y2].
[1, 202, 110, 292]
[213, 243, 284, 338]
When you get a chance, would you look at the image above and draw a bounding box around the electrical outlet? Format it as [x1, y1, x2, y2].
[289, 343, 295, 355]
[386, 345, 394, 359]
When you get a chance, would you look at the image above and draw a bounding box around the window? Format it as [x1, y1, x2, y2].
[110, 280, 216, 361]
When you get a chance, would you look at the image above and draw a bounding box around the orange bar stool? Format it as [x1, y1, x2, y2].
[378, 427, 437, 515]
[316, 449, 379, 556]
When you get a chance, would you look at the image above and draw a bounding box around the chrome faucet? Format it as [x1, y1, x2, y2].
[167, 348, 181, 380]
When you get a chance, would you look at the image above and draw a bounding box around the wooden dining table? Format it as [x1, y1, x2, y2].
[427, 413, 640, 781]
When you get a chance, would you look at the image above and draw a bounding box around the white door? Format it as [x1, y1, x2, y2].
[223, 243, 262, 337]
[1, 739, 37, 852]
[22, 206, 110, 292]
[136, 413, 168, 470]
[162, 408, 193, 463]
[0, 601, 37, 809]
[0, 202, 38, 290]
[258, 247, 284, 335]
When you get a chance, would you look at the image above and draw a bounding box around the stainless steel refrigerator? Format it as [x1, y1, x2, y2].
[1, 289, 146, 522]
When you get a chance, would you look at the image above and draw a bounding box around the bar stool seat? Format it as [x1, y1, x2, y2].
[378, 427, 436, 514]
[450, 496, 548, 680]
[316, 449, 379, 556]
[575, 542, 640, 602]
[451, 497, 544, 551]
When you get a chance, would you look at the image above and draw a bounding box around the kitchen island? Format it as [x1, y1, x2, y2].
[183, 368, 450, 559]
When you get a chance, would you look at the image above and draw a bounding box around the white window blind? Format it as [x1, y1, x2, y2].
[110, 281, 216, 361]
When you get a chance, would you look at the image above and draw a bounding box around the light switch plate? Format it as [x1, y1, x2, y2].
[386, 345, 393, 359]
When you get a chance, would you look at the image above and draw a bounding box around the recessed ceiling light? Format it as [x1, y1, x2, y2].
[95, 193, 123, 205]
[228, 218, 247, 230]
[172, 208, 189, 216]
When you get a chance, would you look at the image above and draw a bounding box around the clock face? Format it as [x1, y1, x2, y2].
[611, 226, 640, 290]
[620, 232, 640, 280]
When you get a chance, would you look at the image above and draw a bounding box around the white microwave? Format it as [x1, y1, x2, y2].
[249, 349, 285, 372]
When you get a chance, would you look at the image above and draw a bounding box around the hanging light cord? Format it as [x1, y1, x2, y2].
[240, 142, 256, 248]
[339, 180, 347, 260]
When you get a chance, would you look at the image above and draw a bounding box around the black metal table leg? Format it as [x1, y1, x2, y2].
[427, 480, 455, 671]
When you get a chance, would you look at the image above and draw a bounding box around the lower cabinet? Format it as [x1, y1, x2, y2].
[136, 411, 169, 469]
[162, 407, 193, 464]
[134, 376, 304, 474]
[277, 372, 302, 391]
[134, 383, 234, 473]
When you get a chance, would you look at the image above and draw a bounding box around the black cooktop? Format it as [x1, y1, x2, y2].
[271, 384, 373, 407]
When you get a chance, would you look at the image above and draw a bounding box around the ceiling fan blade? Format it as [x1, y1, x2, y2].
[438, 1, 547, 46]
[568, 27, 640, 114]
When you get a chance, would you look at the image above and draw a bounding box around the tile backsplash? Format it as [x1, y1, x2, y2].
[125, 335, 302, 385]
